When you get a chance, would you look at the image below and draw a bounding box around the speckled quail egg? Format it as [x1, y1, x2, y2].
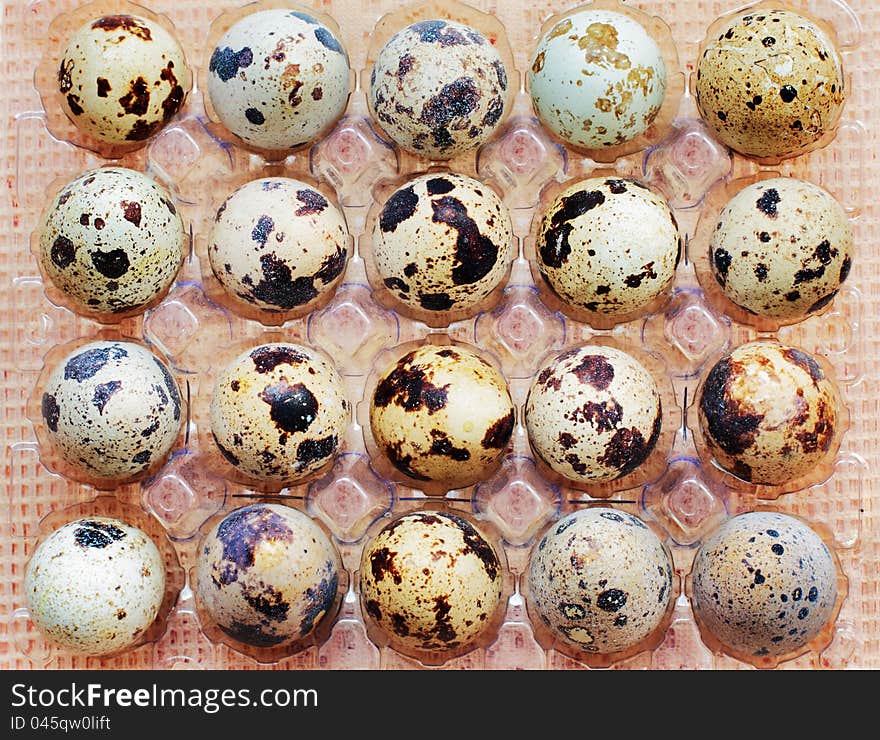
[697, 340, 842, 485]
[527, 508, 674, 655]
[695, 8, 846, 159]
[40, 340, 182, 481]
[368, 19, 510, 159]
[38, 166, 185, 317]
[208, 177, 350, 315]
[195, 503, 342, 648]
[371, 172, 512, 317]
[210, 343, 349, 485]
[691, 511, 838, 659]
[207, 9, 350, 152]
[528, 9, 667, 150]
[709, 177, 852, 320]
[369, 344, 514, 488]
[25, 516, 166, 656]
[525, 344, 663, 484]
[536, 177, 680, 321]
[58, 14, 189, 145]
[359, 510, 504, 654]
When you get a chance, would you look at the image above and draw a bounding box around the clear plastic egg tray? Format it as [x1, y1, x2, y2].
[2, 0, 877, 670]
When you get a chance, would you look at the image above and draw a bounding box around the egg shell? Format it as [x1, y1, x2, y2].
[527, 508, 674, 655]
[39, 340, 182, 481]
[534, 176, 680, 320]
[358, 510, 504, 654]
[525, 345, 662, 483]
[528, 9, 667, 150]
[195, 503, 342, 649]
[38, 166, 185, 318]
[370, 172, 513, 318]
[695, 8, 846, 159]
[368, 19, 510, 159]
[368, 344, 515, 489]
[209, 343, 349, 485]
[207, 9, 350, 152]
[58, 13, 189, 145]
[691, 511, 838, 659]
[697, 340, 842, 486]
[25, 517, 166, 656]
[207, 177, 350, 316]
[709, 177, 852, 320]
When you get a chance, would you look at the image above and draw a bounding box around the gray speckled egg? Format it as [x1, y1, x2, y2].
[536, 177, 680, 320]
[207, 9, 350, 152]
[359, 510, 503, 653]
[371, 172, 512, 316]
[25, 517, 165, 656]
[528, 9, 667, 150]
[40, 341, 182, 481]
[527, 508, 674, 654]
[709, 177, 852, 320]
[697, 340, 841, 485]
[58, 14, 189, 145]
[525, 345, 662, 483]
[195, 503, 342, 648]
[691, 511, 838, 659]
[39, 166, 185, 317]
[368, 19, 509, 159]
[209, 343, 349, 485]
[695, 8, 846, 159]
[208, 177, 350, 315]
[369, 344, 514, 488]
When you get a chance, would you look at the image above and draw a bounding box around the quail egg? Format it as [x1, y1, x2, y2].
[58, 13, 189, 145]
[195, 503, 342, 648]
[38, 166, 185, 318]
[691, 511, 838, 659]
[527, 508, 674, 655]
[208, 177, 350, 316]
[528, 9, 667, 150]
[359, 510, 504, 655]
[207, 9, 350, 152]
[697, 340, 842, 485]
[708, 177, 852, 320]
[371, 172, 513, 317]
[25, 516, 166, 656]
[368, 19, 510, 159]
[525, 344, 663, 484]
[369, 344, 514, 489]
[695, 8, 846, 159]
[40, 340, 182, 481]
[209, 343, 349, 485]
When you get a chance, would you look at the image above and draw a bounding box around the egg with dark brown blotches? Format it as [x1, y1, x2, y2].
[527, 508, 674, 654]
[358, 510, 504, 654]
[369, 344, 514, 488]
[691, 511, 838, 659]
[371, 172, 513, 317]
[368, 19, 510, 159]
[58, 14, 189, 145]
[709, 177, 852, 320]
[525, 345, 662, 483]
[40, 340, 182, 481]
[695, 8, 846, 159]
[25, 516, 166, 656]
[697, 340, 842, 485]
[209, 343, 349, 485]
[195, 503, 342, 648]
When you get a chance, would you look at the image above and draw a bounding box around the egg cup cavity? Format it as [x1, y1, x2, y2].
[34, 0, 193, 161]
[200, 0, 355, 163]
[27, 333, 188, 491]
[525, 0, 684, 165]
[684, 507, 848, 669]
